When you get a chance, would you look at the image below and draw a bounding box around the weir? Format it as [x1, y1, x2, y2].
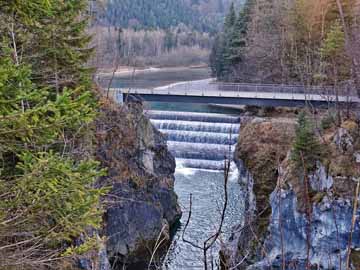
[147, 110, 240, 171]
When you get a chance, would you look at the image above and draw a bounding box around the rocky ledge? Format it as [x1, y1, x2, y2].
[222, 115, 360, 270]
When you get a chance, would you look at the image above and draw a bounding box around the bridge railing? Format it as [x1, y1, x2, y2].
[111, 81, 358, 99]
[216, 82, 357, 97]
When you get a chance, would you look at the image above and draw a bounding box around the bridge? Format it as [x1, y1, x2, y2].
[109, 80, 360, 107]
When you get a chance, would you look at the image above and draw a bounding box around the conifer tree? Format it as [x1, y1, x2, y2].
[224, 2, 236, 29]
[210, 2, 237, 79]
[210, 0, 254, 81]
[291, 112, 324, 172]
[320, 21, 351, 84]
[210, 34, 227, 78]
[226, 0, 253, 68]
[30, 0, 94, 91]
[0, 0, 107, 267]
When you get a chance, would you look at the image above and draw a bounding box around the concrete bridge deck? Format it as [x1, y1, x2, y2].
[109, 81, 360, 107]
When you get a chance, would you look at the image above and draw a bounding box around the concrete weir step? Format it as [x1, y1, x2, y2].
[145, 110, 241, 123]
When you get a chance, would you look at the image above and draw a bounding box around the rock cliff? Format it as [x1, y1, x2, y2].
[222, 116, 360, 270]
[79, 99, 181, 269]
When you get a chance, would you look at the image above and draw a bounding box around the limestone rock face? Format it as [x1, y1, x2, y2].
[309, 163, 334, 192]
[249, 190, 360, 270]
[222, 119, 360, 270]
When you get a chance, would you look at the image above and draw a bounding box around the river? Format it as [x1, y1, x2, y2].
[101, 66, 212, 89]
[108, 67, 244, 269]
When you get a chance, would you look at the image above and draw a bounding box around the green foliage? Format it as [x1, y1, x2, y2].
[224, 2, 236, 29]
[0, 52, 106, 260]
[1, 0, 94, 92]
[320, 21, 351, 83]
[321, 112, 337, 130]
[4, 152, 107, 243]
[210, 0, 253, 80]
[0, 0, 108, 267]
[31, 0, 94, 90]
[210, 34, 228, 78]
[101, 0, 243, 33]
[321, 22, 346, 58]
[226, 1, 252, 65]
[63, 235, 103, 256]
[0, 57, 96, 162]
[291, 112, 324, 172]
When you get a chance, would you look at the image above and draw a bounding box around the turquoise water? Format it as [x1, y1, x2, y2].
[102, 67, 211, 89]
[145, 102, 241, 114]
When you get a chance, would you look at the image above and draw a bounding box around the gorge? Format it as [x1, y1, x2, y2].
[3, 1, 360, 270]
[101, 69, 360, 270]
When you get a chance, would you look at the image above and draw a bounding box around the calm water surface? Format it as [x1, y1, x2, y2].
[103, 67, 211, 89]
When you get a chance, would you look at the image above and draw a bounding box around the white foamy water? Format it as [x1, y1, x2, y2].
[149, 110, 240, 172]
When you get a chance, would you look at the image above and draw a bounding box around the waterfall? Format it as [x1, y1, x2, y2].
[147, 110, 240, 171]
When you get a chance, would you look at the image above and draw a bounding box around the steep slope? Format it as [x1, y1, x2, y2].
[222, 116, 360, 270]
[97, 0, 244, 32]
[86, 99, 181, 269]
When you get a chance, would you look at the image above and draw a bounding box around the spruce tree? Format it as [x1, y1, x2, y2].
[30, 0, 94, 92]
[210, 0, 255, 81]
[224, 2, 236, 29]
[227, 0, 253, 66]
[0, 0, 107, 267]
[291, 112, 324, 172]
[210, 2, 238, 80]
[210, 34, 227, 78]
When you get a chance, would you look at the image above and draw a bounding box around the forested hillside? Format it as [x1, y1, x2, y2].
[96, 0, 244, 32]
[90, 0, 244, 68]
[211, 0, 360, 93]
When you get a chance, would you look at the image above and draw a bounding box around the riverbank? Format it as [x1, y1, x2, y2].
[97, 65, 209, 77]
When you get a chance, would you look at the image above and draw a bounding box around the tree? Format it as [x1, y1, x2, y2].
[31, 0, 94, 92]
[334, 0, 360, 96]
[164, 29, 175, 52]
[0, 1, 107, 268]
[226, 0, 253, 75]
[210, 2, 238, 80]
[291, 112, 324, 171]
[224, 2, 236, 29]
[210, 34, 227, 78]
[210, 0, 255, 81]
